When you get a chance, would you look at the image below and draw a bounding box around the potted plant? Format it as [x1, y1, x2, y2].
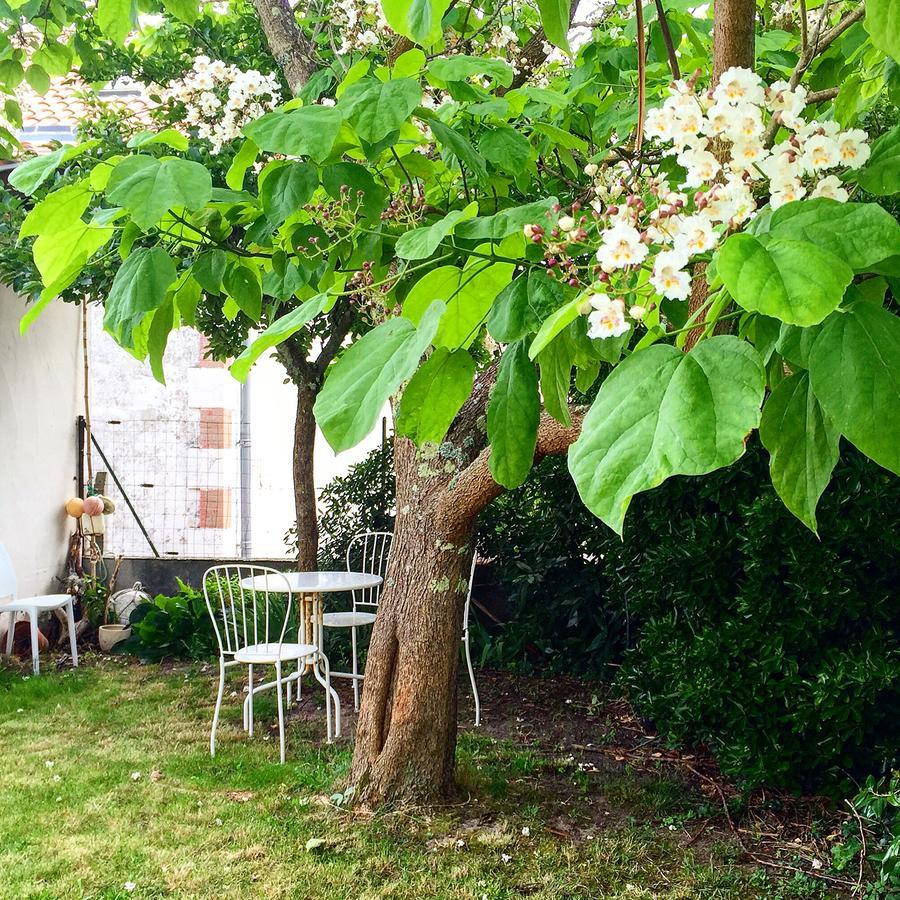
[83, 575, 132, 652]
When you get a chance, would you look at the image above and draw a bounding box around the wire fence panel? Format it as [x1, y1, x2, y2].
[90, 416, 245, 559]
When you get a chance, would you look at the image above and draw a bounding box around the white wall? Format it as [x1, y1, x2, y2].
[0, 287, 81, 599]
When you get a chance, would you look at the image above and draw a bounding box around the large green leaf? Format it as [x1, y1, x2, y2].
[259, 161, 318, 226]
[487, 277, 539, 342]
[429, 119, 488, 186]
[428, 56, 514, 87]
[569, 336, 765, 534]
[395, 203, 477, 259]
[244, 106, 343, 162]
[231, 294, 329, 382]
[538, 333, 575, 427]
[106, 155, 212, 229]
[23, 219, 113, 332]
[223, 262, 262, 322]
[487, 341, 541, 489]
[456, 198, 557, 241]
[314, 301, 445, 452]
[396, 348, 475, 444]
[104, 248, 177, 349]
[478, 127, 533, 176]
[97, 0, 135, 45]
[381, 0, 452, 45]
[403, 259, 515, 349]
[866, 0, 900, 61]
[855, 126, 900, 195]
[808, 302, 900, 475]
[339, 78, 422, 144]
[717, 233, 853, 326]
[759, 372, 840, 533]
[760, 200, 900, 272]
[19, 181, 92, 239]
[8, 142, 98, 196]
[535, 0, 571, 51]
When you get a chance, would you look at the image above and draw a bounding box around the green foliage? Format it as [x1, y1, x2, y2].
[838, 772, 900, 895]
[123, 579, 216, 661]
[617, 442, 900, 793]
[569, 337, 766, 534]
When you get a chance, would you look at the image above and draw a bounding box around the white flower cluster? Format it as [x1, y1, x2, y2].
[579, 68, 870, 339]
[333, 0, 391, 54]
[163, 56, 281, 154]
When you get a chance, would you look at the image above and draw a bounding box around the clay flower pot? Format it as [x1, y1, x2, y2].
[98, 624, 131, 652]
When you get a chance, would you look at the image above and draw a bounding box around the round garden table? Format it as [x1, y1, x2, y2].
[239, 571, 383, 740]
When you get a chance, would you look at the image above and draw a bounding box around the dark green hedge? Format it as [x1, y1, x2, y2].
[478, 441, 900, 793]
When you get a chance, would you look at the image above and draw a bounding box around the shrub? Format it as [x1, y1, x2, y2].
[834, 772, 900, 896]
[123, 579, 217, 661]
[617, 441, 900, 793]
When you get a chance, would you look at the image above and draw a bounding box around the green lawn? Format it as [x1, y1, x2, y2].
[0, 657, 823, 899]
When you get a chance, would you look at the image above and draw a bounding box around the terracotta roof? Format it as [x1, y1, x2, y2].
[14, 77, 156, 154]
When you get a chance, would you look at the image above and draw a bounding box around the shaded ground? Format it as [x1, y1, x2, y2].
[0, 653, 851, 899]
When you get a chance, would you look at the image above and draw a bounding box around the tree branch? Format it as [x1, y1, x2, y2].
[313, 298, 356, 379]
[762, 2, 864, 145]
[251, 0, 317, 94]
[441, 408, 587, 532]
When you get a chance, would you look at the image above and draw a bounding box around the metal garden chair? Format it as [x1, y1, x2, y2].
[322, 531, 392, 711]
[203, 564, 319, 764]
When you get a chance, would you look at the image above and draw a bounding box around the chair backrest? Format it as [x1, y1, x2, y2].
[346, 531, 392, 608]
[202, 564, 293, 658]
[462, 553, 477, 635]
[0, 542, 17, 604]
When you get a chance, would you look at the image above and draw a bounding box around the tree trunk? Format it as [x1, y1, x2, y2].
[349, 371, 584, 803]
[251, 0, 317, 94]
[712, 0, 756, 81]
[349, 437, 472, 804]
[292, 383, 320, 571]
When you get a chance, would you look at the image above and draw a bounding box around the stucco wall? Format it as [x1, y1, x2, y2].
[0, 287, 81, 603]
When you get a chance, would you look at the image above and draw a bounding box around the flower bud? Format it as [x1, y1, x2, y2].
[629, 304, 647, 320]
[558, 215, 576, 232]
[584, 163, 599, 177]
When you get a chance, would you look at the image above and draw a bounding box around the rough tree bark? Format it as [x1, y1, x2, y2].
[251, 0, 318, 94]
[292, 382, 319, 570]
[349, 367, 584, 805]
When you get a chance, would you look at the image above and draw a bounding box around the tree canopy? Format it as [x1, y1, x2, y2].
[1, 0, 898, 536]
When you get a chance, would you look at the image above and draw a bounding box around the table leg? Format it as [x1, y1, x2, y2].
[309, 592, 341, 740]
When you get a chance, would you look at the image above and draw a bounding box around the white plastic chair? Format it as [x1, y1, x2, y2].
[462, 553, 481, 726]
[203, 565, 319, 764]
[0, 542, 79, 675]
[322, 531, 392, 711]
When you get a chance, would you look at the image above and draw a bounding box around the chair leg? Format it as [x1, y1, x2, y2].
[65, 601, 78, 667]
[351, 626, 360, 712]
[276, 662, 286, 765]
[28, 609, 39, 676]
[211, 660, 226, 757]
[247, 664, 254, 737]
[463, 631, 480, 727]
[3, 612, 14, 657]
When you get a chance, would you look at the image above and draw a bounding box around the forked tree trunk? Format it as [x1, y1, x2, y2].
[293, 383, 320, 571]
[350, 372, 583, 805]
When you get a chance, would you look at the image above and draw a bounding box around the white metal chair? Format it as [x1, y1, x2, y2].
[0, 542, 79, 675]
[203, 565, 319, 764]
[462, 553, 481, 726]
[322, 531, 392, 711]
